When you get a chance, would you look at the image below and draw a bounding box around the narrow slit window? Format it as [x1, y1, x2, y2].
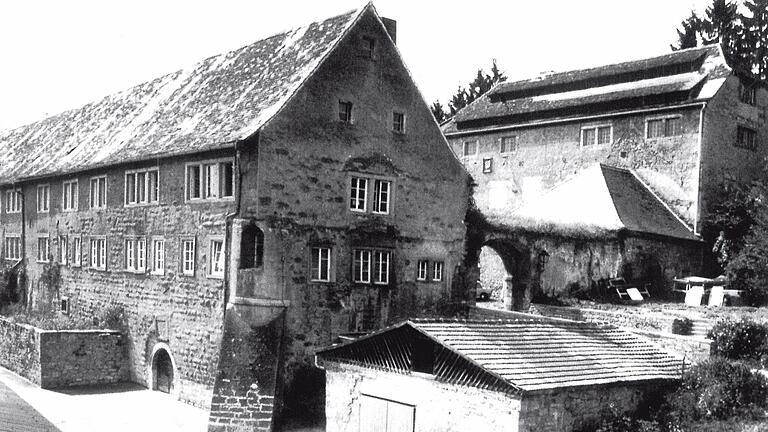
[417, 260, 428, 281]
[152, 238, 165, 275]
[182, 239, 196, 276]
[433, 262, 444, 282]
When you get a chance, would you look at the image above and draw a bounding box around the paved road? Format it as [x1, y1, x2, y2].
[0, 379, 59, 432]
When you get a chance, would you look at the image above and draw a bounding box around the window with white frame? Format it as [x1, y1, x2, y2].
[89, 237, 107, 270]
[124, 237, 146, 272]
[59, 235, 68, 265]
[4, 235, 20, 260]
[372, 180, 390, 214]
[581, 125, 612, 146]
[185, 159, 234, 201]
[463, 140, 478, 156]
[72, 237, 82, 266]
[5, 189, 21, 214]
[350, 177, 368, 212]
[353, 249, 390, 285]
[209, 239, 225, 278]
[353, 249, 371, 283]
[482, 158, 493, 174]
[373, 250, 390, 285]
[151, 238, 165, 275]
[646, 117, 682, 139]
[37, 237, 50, 262]
[37, 184, 49, 213]
[500, 136, 517, 154]
[310, 247, 332, 282]
[433, 261, 444, 282]
[89, 176, 107, 209]
[182, 239, 196, 276]
[417, 260, 429, 281]
[392, 112, 405, 133]
[736, 125, 758, 150]
[125, 168, 159, 206]
[62, 180, 78, 211]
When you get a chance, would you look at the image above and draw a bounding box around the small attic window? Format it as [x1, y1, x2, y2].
[739, 80, 757, 105]
[338, 101, 353, 123]
[361, 36, 375, 59]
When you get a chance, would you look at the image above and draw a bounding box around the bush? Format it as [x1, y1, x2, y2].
[708, 319, 768, 367]
[95, 304, 127, 330]
[672, 318, 693, 336]
[665, 358, 768, 421]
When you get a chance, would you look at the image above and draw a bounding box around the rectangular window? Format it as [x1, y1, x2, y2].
[90, 237, 106, 270]
[597, 126, 612, 145]
[500, 136, 517, 154]
[372, 180, 390, 214]
[433, 261, 444, 282]
[353, 249, 371, 283]
[37, 237, 50, 262]
[151, 238, 165, 275]
[62, 180, 78, 211]
[186, 160, 234, 201]
[736, 125, 758, 150]
[647, 119, 665, 138]
[125, 168, 159, 206]
[581, 125, 612, 146]
[209, 239, 225, 278]
[392, 112, 405, 133]
[5, 189, 21, 214]
[350, 177, 368, 212]
[373, 250, 390, 285]
[59, 235, 68, 265]
[124, 238, 146, 272]
[417, 260, 428, 281]
[361, 36, 375, 59]
[647, 117, 683, 138]
[72, 237, 82, 266]
[482, 158, 493, 174]
[581, 128, 596, 146]
[89, 176, 107, 209]
[4, 235, 21, 261]
[339, 101, 353, 123]
[463, 141, 478, 156]
[37, 184, 50, 213]
[182, 239, 196, 276]
[740, 81, 757, 105]
[311, 247, 331, 282]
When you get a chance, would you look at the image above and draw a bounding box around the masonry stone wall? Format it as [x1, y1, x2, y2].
[324, 361, 521, 432]
[0, 318, 40, 384]
[447, 106, 703, 225]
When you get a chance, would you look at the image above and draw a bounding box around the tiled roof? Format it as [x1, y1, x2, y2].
[0, 6, 367, 184]
[451, 45, 730, 127]
[317, 318, 682, 394]
[499, 164, 698, 241]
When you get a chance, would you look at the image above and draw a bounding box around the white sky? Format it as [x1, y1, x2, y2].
[0, 0, 711, 131]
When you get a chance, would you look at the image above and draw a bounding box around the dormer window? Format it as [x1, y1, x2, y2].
[338, 101, 353, 123]
[361, 36, 375, 59]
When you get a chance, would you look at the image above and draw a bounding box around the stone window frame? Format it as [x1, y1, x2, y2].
[347, 174, 395, 216]
[124, 167, 159, 207]
[416, 260, 429, 281]
[184, 158, 235, 203]
[180, 237, 196, 277]
[5, 188, 22, 214]
[338, 100, 354, 123]
[482, 158, 493, 174]
[124, 236, 147, 274]
[352, 247, 392, 286]
[89, 236, 108, 271]
[62, 179, 78, 212]
[71, 236, 82, 267]
[392, 111, 406, 134]
[432, 261, 444, 282]
[37, 235, 50, 263]
[416, 259, 444, 283]
[207, 236, 226, 280]
[4, 233, 21, 261]
[500, 135, 518, 154]
[151, 236, 166, 276]
[36, 183, 50, 213]
[644, 114, 683, 139]
[89, 175, 108, 209]
[463, 140, 479, 157]
[309, 245, 334, 283]
[580, 123, 613, 147]
[60, 296, 70, 315]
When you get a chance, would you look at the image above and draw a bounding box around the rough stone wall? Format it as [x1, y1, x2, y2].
[446, 106, 703, 224]
[38, 330, 126, 388]
[699, 75, 768, 235]
[519, 385, 649, 432]
[0, 318, 40, 384]
[324, 361, 521, 432]
[0, 150, 231, 408]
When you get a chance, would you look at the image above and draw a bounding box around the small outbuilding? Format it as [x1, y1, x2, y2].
[316, 318, 682, 432]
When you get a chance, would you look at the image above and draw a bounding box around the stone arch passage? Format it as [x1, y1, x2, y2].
[466, 234, 533, 311]
[152, 347, 174, 394]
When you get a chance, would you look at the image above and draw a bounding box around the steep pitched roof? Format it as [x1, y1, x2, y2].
[496, 164, 698, 241]
[449, 45, 730, 130]
[0, 5, 370, 184]
[316, 319, 682, 394]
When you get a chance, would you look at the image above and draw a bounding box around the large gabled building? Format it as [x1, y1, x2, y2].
[0, 4, 470, 430]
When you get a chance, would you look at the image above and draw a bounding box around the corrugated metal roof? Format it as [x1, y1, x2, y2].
[317, 318, 682, 393]
[0, 6, 365, 184]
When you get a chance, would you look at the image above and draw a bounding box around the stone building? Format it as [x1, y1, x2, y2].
[442, 45, 767, 302]
[317, 318, 682, 432]
[0, 4, 469, 430]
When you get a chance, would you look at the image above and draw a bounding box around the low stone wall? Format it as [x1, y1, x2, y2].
[0, 317, 126, 388]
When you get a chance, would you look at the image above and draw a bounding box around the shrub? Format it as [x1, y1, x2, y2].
[96, 304, 127, 330]
[708, 319, 768, 367]
[672, 318, 693, 336]
[665, 358, 768, 421]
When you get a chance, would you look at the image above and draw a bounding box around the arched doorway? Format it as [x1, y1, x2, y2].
[152, 348, 174, 394]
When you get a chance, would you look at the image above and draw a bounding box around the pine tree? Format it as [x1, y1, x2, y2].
[672, 11, 702, 51]
[742, 0, 768, 79]
[701, 0, 740, 46]
[431, 101, 447, 123]
[431, 60, 508, 122]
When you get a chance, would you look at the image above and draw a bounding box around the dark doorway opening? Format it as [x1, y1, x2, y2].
[152, 348, 174, 394]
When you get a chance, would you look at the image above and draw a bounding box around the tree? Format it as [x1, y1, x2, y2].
[701, 0, 740, 45]
[672, 11, 702, 51]
[741, 0, 768, 79]
[431, 59, 507, 121]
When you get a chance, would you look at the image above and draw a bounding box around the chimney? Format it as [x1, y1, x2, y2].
[381, 17, 397, 44]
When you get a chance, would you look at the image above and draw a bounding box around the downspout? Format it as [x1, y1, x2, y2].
[223, 137, 246, 308]
[694, 102, 707, 236]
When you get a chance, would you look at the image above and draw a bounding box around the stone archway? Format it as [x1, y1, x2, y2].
[150, 345, 175, 394]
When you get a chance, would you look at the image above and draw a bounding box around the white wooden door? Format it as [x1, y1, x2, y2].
[359, 395, 415, 432]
